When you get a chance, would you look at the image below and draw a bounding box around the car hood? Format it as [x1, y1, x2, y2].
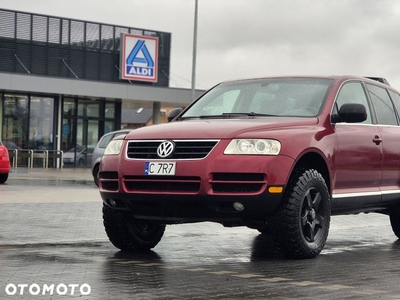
[126, 117, 319, 140]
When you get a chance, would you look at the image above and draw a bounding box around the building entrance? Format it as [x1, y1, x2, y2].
[62, 97, 119, 168]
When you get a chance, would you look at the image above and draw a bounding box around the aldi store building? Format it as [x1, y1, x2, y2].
[0, 9, 200, 168]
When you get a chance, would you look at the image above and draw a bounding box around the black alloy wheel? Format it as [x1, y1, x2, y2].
[271, 168, 331, 259]
[103, 204, 165, 252]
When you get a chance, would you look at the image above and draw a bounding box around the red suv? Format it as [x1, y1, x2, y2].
[0, 139, 10, 183]
[99, 76, 400, 259]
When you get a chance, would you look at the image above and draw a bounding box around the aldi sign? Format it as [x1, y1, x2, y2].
[120, 33, 159, 82]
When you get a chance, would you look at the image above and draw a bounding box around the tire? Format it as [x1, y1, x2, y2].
[389, 206, 400, 239]
[0, 173, 8, 184]
[93, 164, 100, 186]
[103, 204, 165, 251]
[256, 224, 270, 235]
[270, 168, 331, 259]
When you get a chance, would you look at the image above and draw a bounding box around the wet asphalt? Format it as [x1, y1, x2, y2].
[1, 168, 400, 299]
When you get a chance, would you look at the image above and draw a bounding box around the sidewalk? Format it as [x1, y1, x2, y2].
[9, 167, 94, 182]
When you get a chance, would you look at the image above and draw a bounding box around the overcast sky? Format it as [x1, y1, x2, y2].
[2, 0, 400, 90]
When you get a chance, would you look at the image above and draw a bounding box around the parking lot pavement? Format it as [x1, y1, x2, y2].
[8, 167, 94, 182]
[1, 169, 400, 299]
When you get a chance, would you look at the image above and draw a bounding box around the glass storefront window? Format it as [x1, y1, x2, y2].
[104, 121, 114, 134]
[1, 94, 120, 168]
[105, 103, 115, 118]
[63, 98, 76, 116]
[78, 100, 99, 117]
[29, 96, 54, 150]
[3, 94, 29, 149]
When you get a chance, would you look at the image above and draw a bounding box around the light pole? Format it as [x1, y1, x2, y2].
[191, 0, 198, 101]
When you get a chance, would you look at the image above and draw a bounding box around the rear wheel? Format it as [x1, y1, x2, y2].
[103, 204, 165, 251]
[389, 206, 400, 239]
[0, 173, 8, 183]
[271, 168, 331, 259]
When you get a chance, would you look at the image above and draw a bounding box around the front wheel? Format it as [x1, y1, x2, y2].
[103, 204, 166, 251]
[270, 168, 331, 259]
[389, 206, 400, 239]
[0, 173, 8, 184]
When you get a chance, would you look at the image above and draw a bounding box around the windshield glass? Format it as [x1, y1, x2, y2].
[181, 78, 333, 118]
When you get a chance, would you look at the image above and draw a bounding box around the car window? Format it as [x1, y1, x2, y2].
[335, 82, 372, 124]
[98, 131, 129, 149]
[388, 90, 400, 119]
[99, 134, 114, 148]
[75, 145, 86, 153]
[366, 84, 398, 126]
[113, 132, 129, 139]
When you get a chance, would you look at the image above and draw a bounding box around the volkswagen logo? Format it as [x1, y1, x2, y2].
[157, 140, 175, 158]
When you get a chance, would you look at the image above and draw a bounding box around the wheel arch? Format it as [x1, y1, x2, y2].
[92, 161, 100, 176]
[291, 152, 331, 193]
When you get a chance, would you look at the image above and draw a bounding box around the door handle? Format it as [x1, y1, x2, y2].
[373, 135, 382, 145]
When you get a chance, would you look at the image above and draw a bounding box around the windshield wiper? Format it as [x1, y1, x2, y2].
[179, 115, 231, 120]
[222, 112, 279, 117]
[179, 112, 279, 120]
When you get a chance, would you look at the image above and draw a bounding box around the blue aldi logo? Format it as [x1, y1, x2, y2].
[120, 34, 158, 82]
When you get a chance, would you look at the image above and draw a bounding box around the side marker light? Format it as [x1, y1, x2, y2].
[268, 187, 283, 194]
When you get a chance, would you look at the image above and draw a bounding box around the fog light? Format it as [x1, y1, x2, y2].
[233, 202, 244, 211]
[109, 199, 117, 207]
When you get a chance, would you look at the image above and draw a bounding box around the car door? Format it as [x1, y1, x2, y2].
[367, 85, 400, 204]
[332, 81, 383, 210]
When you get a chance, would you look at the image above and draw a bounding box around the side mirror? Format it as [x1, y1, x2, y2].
[167, 107, 183, 122]
[337, 103, 367, 123]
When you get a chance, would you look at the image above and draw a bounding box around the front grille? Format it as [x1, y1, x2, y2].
[126, 140, 219, 159]
[210, 173, 266, 193]
[123, 175, 201, 193]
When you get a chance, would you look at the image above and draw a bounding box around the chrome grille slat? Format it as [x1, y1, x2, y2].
[127, 140, 219, 160]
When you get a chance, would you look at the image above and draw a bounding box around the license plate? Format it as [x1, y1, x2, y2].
[144, 162, 176, 175]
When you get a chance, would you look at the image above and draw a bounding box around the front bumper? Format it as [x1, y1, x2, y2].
[0, 159, 10, 173]
[99, 142, 295, 224]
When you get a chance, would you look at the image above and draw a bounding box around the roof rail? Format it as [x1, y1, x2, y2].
[365, 77, 390, 86]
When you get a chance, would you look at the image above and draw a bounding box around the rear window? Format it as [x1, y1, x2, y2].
[366, 84, 398, 126]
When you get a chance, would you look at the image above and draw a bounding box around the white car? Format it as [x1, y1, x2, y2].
[63, 145, 93, 167]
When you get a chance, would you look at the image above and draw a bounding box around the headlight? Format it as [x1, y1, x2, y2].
[224, 139, 281, 155]
[104, 140, 124, 155]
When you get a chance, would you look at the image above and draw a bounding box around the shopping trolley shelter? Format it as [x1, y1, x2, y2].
[99, 75, 400, 259]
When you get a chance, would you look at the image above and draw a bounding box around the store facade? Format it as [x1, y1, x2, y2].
[0, 9, 199, 168]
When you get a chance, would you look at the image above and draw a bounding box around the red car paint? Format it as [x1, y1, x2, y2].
[99, 76, 400, 258]
[0, 140, 10, 183]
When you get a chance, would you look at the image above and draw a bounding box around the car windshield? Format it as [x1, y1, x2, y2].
[181, 78, 334, 119]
